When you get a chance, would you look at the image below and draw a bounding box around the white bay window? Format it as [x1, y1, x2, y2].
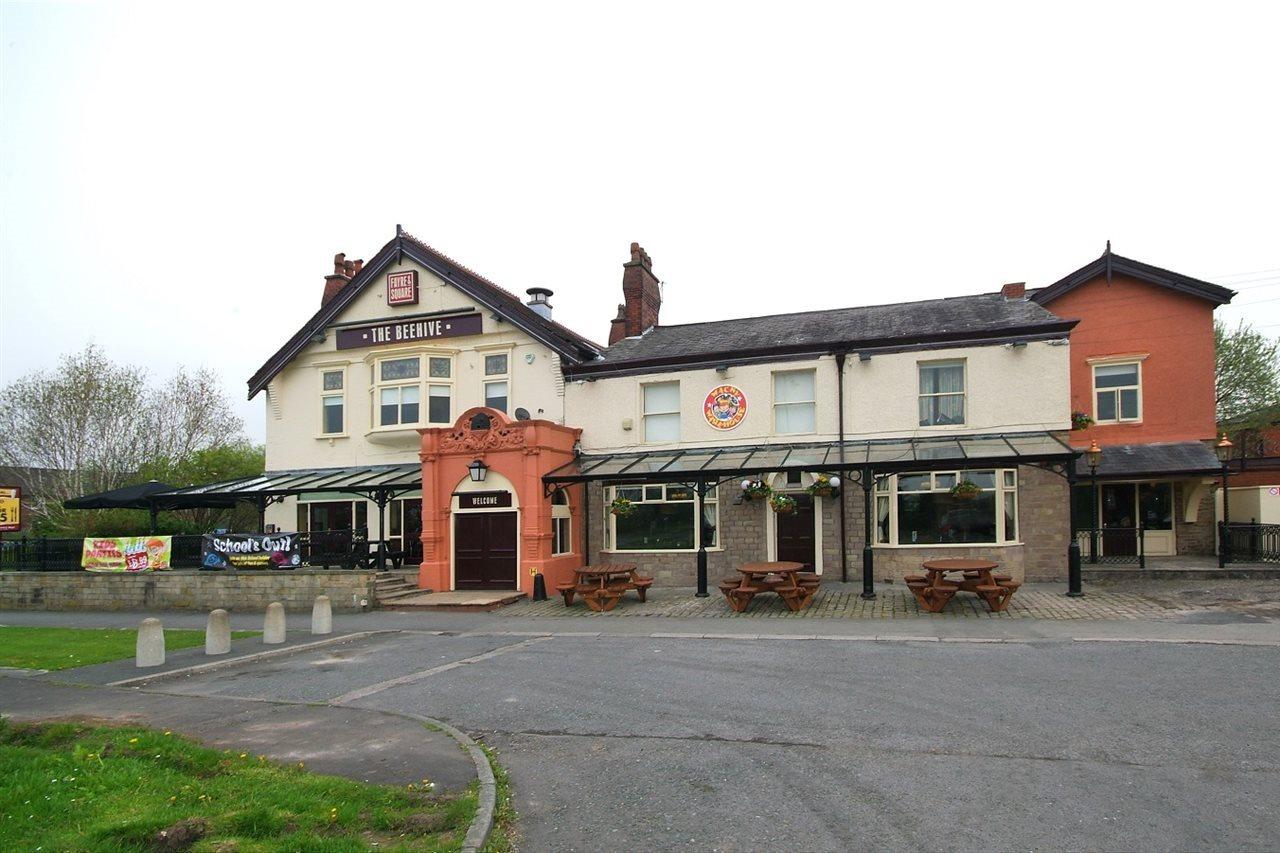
[875, 469, 1018, 546]
[605, 483, 717, 552]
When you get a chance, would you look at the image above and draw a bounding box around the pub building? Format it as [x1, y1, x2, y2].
[172, 226, 1098, 597]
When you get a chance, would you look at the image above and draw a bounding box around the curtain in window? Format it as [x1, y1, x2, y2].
[919, 363, 964, 426]
[774, 371, 816, 433]
[644, 383, 681, 441]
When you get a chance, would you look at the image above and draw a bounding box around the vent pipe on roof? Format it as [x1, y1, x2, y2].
[526, 287, 554, 320]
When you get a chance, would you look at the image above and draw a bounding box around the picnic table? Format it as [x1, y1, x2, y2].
[718, 561, 818, 612]
[905, 558, 1022, 613]
[554, 564, 653, 611]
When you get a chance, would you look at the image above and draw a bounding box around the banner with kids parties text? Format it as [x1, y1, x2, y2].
[81, 536, 172, 572]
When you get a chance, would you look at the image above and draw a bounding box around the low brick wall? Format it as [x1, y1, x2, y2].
[0, 570, 377, 613]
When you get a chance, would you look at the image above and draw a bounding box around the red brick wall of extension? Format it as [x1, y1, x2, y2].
[1045, 273, 1219, 447]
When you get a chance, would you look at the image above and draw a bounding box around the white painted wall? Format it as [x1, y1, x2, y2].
[263, 258, 567, 472]
[566, 340, 1071, 453]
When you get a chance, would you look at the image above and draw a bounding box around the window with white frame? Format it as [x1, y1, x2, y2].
[427, 357, 453, 424]
[1093, 361, 1141, 423]
[642, 382, 680, 442]
[551, 488, 571, 555]
[874, 469, 1017, 545]
[321, 369, 344, 435]
[918, 360, 965, 426]
[604, 483, 717, 551]
[773, 369, 816, 434]
[483, 352, 510, 413]
[376, 357, 420, 427]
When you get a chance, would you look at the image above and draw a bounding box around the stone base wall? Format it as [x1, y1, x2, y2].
[587, 464, 1069, 586]
[0, 571, 377, 613]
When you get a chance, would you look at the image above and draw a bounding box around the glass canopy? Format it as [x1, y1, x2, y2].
[544, 432, 1077, 485]
[157, 463, 422, 501]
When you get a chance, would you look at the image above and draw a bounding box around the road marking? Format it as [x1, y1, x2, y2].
[329, 636, 554, 704]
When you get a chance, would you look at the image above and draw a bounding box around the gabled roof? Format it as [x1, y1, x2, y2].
[567, 291, 1076, 376]
[247, 228, 603, 399]
[1032, 248, 1236, 307]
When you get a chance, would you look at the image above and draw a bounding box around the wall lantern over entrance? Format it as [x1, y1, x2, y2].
[468, 459, 489, 483]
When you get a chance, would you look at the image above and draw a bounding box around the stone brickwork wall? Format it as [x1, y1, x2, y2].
[588, 463, 1068, 587]
[0, 571, 376, 613]
[1176, 482, 1216, 556]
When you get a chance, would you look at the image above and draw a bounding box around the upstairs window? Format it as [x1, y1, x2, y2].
[642, 382, 680, 442]
[377, 357, 420, 427]
[919, 361, 965, 426]
[773, 369, 816, 434]
[484, 353, 510, 413]
[1094, 362, 1141, 423]
[321, 369, 344, 434]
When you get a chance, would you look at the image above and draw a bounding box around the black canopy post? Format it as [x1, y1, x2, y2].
[835, 352, 849, 583]
[582, 483, 592, 567]
[256, 495, 267, 533]
[375, 489, 390, 572]
[695, 479, 710, 597]
[1066, 464, 1083, 597]
[147, 499, 158, 534]
[861, 467, 876, 600]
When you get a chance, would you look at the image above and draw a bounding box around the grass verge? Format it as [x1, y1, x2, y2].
[480, 743, 516, 853]
[0, 719, 476, 851]
[0, 626, 256, 671]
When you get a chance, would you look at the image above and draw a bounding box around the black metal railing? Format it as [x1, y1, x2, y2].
[1223, 522, 1280, 563]
[0, 529, 377, 572]
[1074, 526, 1146, 567]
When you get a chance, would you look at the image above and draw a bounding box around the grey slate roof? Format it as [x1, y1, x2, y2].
[1075, 441, 1221, 478]
[577, 292, 1076, 372]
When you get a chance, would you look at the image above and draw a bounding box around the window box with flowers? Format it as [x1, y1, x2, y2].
[1071, 411, 1095, 431]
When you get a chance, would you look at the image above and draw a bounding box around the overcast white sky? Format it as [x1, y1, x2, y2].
[2, 1, 1278, 444]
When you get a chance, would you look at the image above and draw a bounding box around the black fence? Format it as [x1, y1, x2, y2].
[1074, 526, 1146, 567]
[1223, 522, 1280, 563]
[0, 529, 380, 572]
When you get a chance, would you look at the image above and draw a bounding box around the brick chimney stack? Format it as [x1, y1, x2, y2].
[321, 252, 364, 307]
[610, 242, 660, 344]
[1001, 282, 1026, 300]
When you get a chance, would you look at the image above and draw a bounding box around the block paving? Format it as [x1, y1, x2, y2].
[510, 581, 1186, 620]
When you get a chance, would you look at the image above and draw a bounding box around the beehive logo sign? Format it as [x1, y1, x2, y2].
[704, 385, 747, 431]
[0, 486, 20, 532]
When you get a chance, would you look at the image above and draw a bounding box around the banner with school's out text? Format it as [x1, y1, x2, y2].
[201, 533, 300, 570]
[81, 536, 172, 572]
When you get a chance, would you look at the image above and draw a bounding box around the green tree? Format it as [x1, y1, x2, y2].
[1216, 320, 1280, 427]
[139, 443, 266, 533]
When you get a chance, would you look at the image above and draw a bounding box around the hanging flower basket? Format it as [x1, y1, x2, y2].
[950, 480, 983, 501]
[740, 479, 771, 501]
[806, 474, 841, 498]
[609, 496, 635, 517]
[769, 493, 798, 514]
[1071, 411, 1095, 431]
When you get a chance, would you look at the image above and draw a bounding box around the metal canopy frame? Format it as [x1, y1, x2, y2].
[543, 431, 1082, 600]
[158, 464, 423, 570]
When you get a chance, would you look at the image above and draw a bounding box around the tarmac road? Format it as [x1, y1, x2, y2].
[82, 630, 1280, 852]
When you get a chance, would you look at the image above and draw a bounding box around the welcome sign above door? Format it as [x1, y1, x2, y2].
[335, 313, 484, 350]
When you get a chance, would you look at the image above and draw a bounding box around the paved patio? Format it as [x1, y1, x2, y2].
[513, 581, 1190, 620]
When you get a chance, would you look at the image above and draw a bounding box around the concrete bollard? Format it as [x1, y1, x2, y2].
[311, 595, 332, 635]
[205, 609, 231, 655]
[263, 602, 286, 644]
[136, 618, 165, 668]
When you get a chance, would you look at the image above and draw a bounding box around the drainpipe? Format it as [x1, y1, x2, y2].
[835, 352, 849, 583]
[582, 482, 591, 567]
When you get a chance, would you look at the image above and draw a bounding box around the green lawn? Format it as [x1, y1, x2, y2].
[0, 626, 257, 671]
[0, 720, 476, 851]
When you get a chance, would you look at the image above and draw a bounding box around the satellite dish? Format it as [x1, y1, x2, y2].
[514, 407, 531, 421]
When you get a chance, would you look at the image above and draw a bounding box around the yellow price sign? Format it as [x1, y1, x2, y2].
[0, 486, 20, 533]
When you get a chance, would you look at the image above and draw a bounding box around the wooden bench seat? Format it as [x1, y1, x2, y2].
[555, 582, 579, 606]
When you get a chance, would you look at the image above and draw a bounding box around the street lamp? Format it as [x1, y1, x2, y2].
[468, 459, 489, 483]
[1085, 439, 1102, 564]
[1215, 434, 1234, 567]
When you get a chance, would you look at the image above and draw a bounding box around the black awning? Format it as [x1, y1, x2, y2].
[63, 480, 238, 511]
[129, 464, 422, 504]
[544, 431, 1077, 485]
[1073, 441, 1221, 480]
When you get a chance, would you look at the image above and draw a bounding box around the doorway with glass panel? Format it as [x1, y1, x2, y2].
[1075, 481, 1175, 557]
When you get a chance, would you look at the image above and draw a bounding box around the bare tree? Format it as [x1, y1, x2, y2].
[0, 345, 246, 528]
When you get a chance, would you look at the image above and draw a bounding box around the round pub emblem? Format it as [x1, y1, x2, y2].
[704, 385, 747, 431]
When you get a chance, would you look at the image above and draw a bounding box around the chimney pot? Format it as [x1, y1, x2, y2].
[1001, 282, 1026, 300]
[322, 252, 353, 307]
[525, 287, 554, 320]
